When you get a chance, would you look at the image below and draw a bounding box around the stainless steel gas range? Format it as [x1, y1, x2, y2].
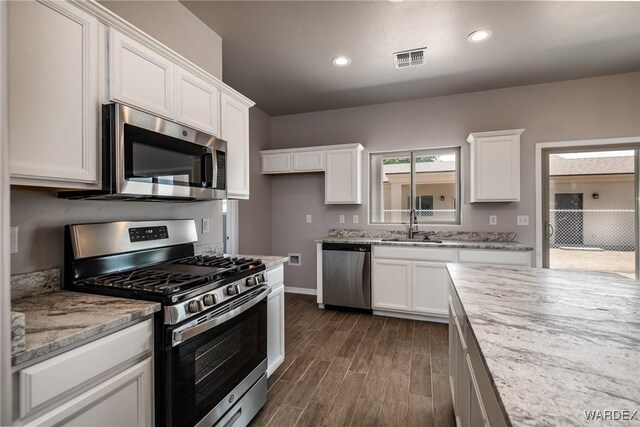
[62, 219, 268, 427]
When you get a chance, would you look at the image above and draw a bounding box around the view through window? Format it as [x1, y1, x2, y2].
[370, 147, 460, 224]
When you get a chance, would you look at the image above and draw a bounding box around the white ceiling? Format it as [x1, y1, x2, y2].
[181, 1, 640, 116]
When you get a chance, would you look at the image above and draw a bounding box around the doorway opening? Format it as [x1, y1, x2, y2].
[541, 145, 639, 280]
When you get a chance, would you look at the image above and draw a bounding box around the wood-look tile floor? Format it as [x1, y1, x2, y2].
[250, 293, 456, 427]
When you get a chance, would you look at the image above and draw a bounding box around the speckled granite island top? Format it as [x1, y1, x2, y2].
[446, 264, 640, 426]
[12, 291, 160, 367]
[316, 236, 534, 251]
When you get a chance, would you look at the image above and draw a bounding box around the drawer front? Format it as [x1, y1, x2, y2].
[374, 245, 456, 262]
[267, 265, 284, 287]
[457, 249, 531, 266]
[20, 319, 153, 418]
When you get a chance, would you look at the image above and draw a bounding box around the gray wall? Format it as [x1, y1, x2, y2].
[238, 107, 273, 255]
[10, 190, 224, 274]
[270, 72, 640, 289]
[98, 0, 223, 79]
[11, 0, 226, 275]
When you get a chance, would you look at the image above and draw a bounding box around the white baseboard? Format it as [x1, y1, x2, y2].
[372, 309, 449, 324]
[284, 286, 317, 296]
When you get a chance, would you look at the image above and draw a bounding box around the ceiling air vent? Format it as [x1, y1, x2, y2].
[394, 47, 426, 69]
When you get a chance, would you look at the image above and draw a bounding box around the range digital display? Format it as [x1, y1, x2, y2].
[129, 226, 169, 242]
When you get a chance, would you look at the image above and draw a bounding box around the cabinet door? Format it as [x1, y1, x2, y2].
[110, 29, 174, 119]
[372, 259, 411, 311]
[175, 66, 220, 136]
[411, 262, 449, 317]
[471, 135, 520, 202]
[262, 152, 292, 174]
[292, 150, 325, 172]
[29, 358, 153, 427]
[467, 354, 489, 427]
[325, 148, 361, 204]
[8, 0, 99, 187]
[267, 284, 285, 376]
[221, 92, 250, 199]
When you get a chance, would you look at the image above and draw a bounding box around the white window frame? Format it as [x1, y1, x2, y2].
[368, 146, 462, 226]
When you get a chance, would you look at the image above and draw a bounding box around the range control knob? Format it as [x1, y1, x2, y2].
[187, 300, 201, 313]
[257, 273, 266, 284]
[227, 284, 240, 296]
[245, 276, 257, 287]
[202, 294, 219, 306]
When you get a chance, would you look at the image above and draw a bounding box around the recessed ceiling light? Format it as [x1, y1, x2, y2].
[389, 0, 404, 3]
[332, 56, 351, 67]
[467, 29, 493, 43]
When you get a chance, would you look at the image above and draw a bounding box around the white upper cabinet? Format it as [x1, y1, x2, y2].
[292, 150, 325, 172]
[110, 29, 174, 119]
[175, 65, 220, 136]
[221, 92, 251, 200]
[325, 146, 363, 204]
[262, 152, 292, 174]
[261, 144, 363, 204]
[467, 129, 524, 202]
[8, 0, 100, 188]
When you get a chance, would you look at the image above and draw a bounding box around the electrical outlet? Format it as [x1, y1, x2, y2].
[339, 215, 345, 224]
[10, 226, 18, 254]
[306, 214, 312, 223]
[489, 215, 497, 226]
[517, 215, 529, 226]
[353, 215, 359, 224]
[201, 218, 210, 233]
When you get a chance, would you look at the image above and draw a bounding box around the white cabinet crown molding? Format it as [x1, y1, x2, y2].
[260, 143, 363, 155]
[466, 129, 525, 143]
[68, 0, 254, 108]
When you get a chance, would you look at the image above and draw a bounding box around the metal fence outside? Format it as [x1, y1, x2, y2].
[550, 209, 636, 251]
[383, 209, 457, 223]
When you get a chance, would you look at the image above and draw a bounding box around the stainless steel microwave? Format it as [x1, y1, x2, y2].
[62, 103, 227, 202]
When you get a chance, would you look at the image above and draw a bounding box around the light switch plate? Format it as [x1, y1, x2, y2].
[10, 226, 18, 254]
[306, 214, 312, 223]
[201, 218, 210, 233]
[353, 215, 359, 224]
[339, 215, 345, 224]
[489, 215, 497, 226]
[517, 215, 529, 226]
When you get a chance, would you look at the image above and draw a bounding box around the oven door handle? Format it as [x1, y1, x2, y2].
[172, 286, 270, 347]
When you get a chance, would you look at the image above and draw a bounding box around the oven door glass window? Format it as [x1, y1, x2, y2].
[166, 298, 267, 427]
[124, 124, 213, 188]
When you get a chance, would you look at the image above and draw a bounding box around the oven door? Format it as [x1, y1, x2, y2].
[112, 103, 227, 200]
[165, 286, 269, 427]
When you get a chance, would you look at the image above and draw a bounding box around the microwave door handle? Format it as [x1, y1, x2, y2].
[201, 152, 214, 188]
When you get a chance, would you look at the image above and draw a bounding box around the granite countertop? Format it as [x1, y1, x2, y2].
[446, 264, 640, 426]
[235, 254, 289, 269]
[316, 236, 534, 251]
[12, 291, 160, 367]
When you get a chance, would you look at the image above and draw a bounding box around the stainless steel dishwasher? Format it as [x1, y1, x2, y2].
[322, 243, 371, 311]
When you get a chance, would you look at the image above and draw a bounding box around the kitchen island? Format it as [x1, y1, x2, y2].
[446, 264, 640, 426]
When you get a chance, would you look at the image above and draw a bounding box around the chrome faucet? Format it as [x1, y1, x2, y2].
[408, 209, 418, 239]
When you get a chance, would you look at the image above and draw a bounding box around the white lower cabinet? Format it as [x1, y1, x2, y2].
[373, 258, 448, 317]
[29, 358, 152, 427]
[15, 319, 154, 426]
[266, 266, 285, 376]
[412, 262, 449, 316]
[372, 259, 412, 311]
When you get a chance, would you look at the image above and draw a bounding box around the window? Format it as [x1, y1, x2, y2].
[369, 147, 460, 224]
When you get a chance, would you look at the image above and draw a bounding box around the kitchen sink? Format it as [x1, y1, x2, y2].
[381, 238, 444, 243]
